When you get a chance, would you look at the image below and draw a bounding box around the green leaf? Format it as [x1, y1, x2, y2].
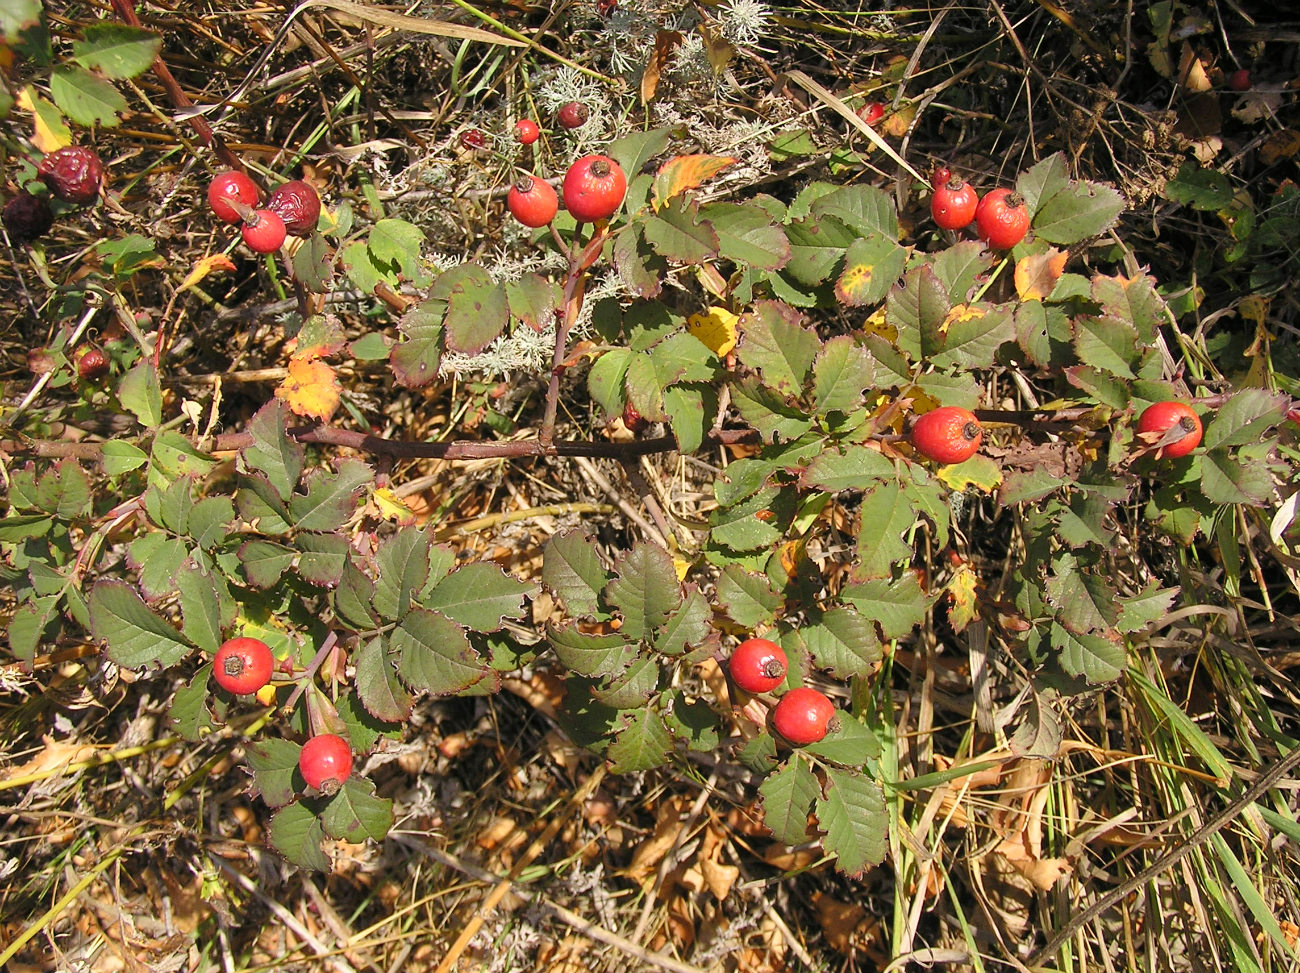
[704, 200, 790, 270]
[811, 184, 898, 238]
[1117, 582, 1180, 634]
[367, 218, 426, 282]
[168, 664, 216, 742]
[811, 336, 875, 416]
[128, 533, 190, 601]
[434, 263, 509, 355]
[642, 197, 720, 264]
[269, 802, 329, 871]
[1201, 389, 1287, 450]
[422, 563, 534, 631]
[835, 234, 906, 308]
[89, 580, 191, 669]
[241, 399, 304, 504]
[817, 768, 888, 877]
[805, 713, 881, 767]
[238, 539, 295, 589]
[333, 559, 378, 631]
[665, 692, 719, 751]
[736, 300, 820, 395]
[72, 24, 161, 80]
[800, 443, 895, 492]
[931, 302, 1015, 370]
[889, 264, 951, 364]
[9, 598, 59, 664]
[1165, 162, 1235, 211]
[236, 474, 292, 534]
[783, 213, 858, 286]
[177, 562, 224, 655]
[321, 777, 394, 843]
[650, 331, 720, 386]
[604, 542, 682, 641]
[654, 587, 714, 657]
[389, 301, 444, 389]
[1073, 315, 1137, 377]
[506, 273, 558, 332]
[1200, 447, 1275, 505]
[288, 236, 334, 294]
[0, 0, 42, 38]
[710, 486, 789, 552]
[715, 565, 784, 629]
[840, 571, 930, 640]
[663, 383, 715, 455]
[591, 654, 660, 708]
[354, 636, 413, 722]
[624, 352, 666, 422]
[606, 127, 673, 185]
[1092, 273, 1165, 346]
[546, 626, 638, 679]
[1052, 621, 1125, 683]
[801, 608, 882, 679]
[759, 757, 819, 845]
[289, 458, 372, 531]
[392, 608, 489, 695]
[187, 496, 233, 550]
[36, 459, 92, 520]
[97, 233, 161, 277]
[542, 528, 609, 618]
[49, 64, 127, 126]
[1013, 153, 1070, 214]
[1046, 552, 1119, 635]
[150, 432, 217, 483]
[119, 358, 162, 427]
[372, 526, 433, 622]
[588, 347, 632, 417]
[295, 531, 349, 588]
[730, 376, 814, 442]
[246, 738, 303, 808]
[606, 707, 673, 773]
[854, 481, 917, 579]
[929, 240, 991, 303]
[101, 440, 148, 476]
[1030, 175, 1125, 245]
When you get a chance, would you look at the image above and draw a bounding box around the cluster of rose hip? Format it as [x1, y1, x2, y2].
[207, 170, 322, 253]
[460, 102, 628, 230]
[212, 636, 354, 794]
[927, 164, 1036, 251]
[727, 637, 840, 745]
[2, 145, 103, 245]
[909, 399, 1203, 468]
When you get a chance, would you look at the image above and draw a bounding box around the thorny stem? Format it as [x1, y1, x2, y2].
[280, 630, 340, 718]
[539, 223, 608, 446]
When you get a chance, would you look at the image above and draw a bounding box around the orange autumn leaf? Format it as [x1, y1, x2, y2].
[652, 154, 737, 209]
[275, 356, 340, 420]
[179, 253, 237, 292]
[641, 30, 683, 105]
[1014, 248, 1068, 301]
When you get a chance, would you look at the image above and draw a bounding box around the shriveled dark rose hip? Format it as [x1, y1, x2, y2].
[38, 146, 104, 204]
[267, 180, 322, 236]
[3, 191, 54, 243]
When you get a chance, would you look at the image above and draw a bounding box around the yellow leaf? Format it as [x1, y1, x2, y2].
[941, 303, 985, 335]
[945, 562, 980, 633]
[686, 305, 739, 356]
[179, 254, 237, 292]
[652, 154, 737, 209]
[373, 486, 417, 526]
[275, 357, 340, 420]
[861, 307, 895, 340]
[1014, 248, 1068, 301]
[18, 86, 70, 153]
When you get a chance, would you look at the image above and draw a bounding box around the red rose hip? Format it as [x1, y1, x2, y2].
[857, 102, 885, 126]
[911, 406, 983, 464]
[207, 170, 262, 224]
[729, 637, 788, 694]
[507, 175, 559, 228]
[241, 208, 287, 253]
[213, 636, 274, 695]
[267, 179, 321, 236]
[514, 118, 540, 145]
[38, 146, 104, 204]
[975, 188, 1030, 250]
[300, 733, 354, 793]
[772, 687, 837, 745]
[562, 154, 626, 223]
[77, 347, 110, 381]
[1136, 401, 1202, 458]
[557, 101, 590, 129]
[931, 178, 979, 230]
